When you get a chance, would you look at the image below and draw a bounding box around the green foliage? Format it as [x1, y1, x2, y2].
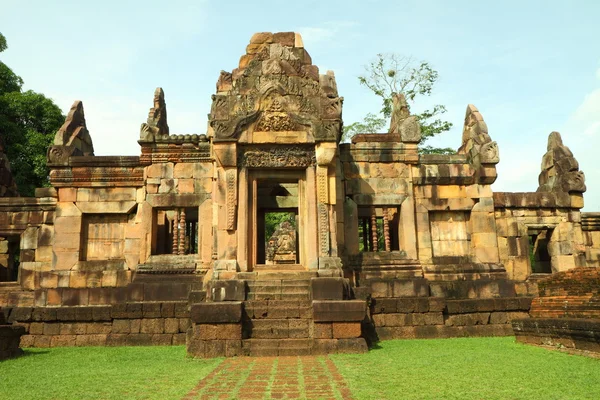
[264, 211, 296, 242]
[0, 33, 64, 196]
[0, 32, 7, 53]
[345, 53, 455, 155]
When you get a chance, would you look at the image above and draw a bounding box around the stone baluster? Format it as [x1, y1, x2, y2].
[371, 210, 378, 252]
[179, 208, 186, 255]
[172, 209, 180, 254]
[383, 208, 391, 252]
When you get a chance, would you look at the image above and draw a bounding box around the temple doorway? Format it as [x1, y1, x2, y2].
[248, 171, 307, 270]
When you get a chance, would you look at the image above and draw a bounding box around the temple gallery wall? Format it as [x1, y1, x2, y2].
[1, 32, 599, 358]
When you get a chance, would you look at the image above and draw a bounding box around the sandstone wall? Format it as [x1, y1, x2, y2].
[582, 213, 600, 267]
[4, 301, 190, 348]
[493, 192, 586, 281]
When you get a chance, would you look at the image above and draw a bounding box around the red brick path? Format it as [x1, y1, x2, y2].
[183, 356, 353, 400]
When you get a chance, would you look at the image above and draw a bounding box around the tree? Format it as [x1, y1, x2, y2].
[343, 53, 455, 154]
[0, 32, 64, 196]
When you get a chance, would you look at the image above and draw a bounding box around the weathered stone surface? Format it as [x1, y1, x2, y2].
[313, 301, 366, 322]
[190, 302, 242, 324]
[537, 131, 586, 195]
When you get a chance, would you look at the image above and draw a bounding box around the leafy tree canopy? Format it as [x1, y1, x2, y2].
[0, 32, 64, 196]
[344, 53, 455, 154]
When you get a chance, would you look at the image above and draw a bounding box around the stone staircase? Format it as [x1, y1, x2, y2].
[187, 270, 369, 358]
[241, 271, 315, 355]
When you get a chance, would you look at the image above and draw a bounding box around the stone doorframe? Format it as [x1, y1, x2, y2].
[237, 168, 317, 272]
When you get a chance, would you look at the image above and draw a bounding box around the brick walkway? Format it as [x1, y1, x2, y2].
[183, 356, 353, 400]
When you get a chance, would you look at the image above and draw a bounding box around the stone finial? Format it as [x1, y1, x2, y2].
[47, 100, 94, 165]
[140, 88, 169, 141]
[537, 131, 586, 194]
[388, 93, 421, 143]
[352, 92, 421, 144]
[457, 104, 499, 165]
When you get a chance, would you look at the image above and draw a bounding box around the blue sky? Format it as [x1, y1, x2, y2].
[2, 0, 599, 209]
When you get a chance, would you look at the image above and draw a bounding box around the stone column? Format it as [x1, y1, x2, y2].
[383, 208, 391, 252]
[172, 209, 180, 254]
[178, 208, 186, 255]
[371, 211, 378, 252]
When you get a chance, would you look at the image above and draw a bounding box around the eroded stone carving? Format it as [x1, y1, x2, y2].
[537, 131, 586, 193]
[457, 104, 499, 165]
[140, 88, 169, 141]
[47, 100, 94, 165]
[266, 221, 297, 264]
[352, 93, 421, 144]
[208, 32, 342, 143]
[240, 147, 316, 168]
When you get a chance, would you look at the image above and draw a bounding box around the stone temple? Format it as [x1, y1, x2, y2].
[1, 32, 599, 358]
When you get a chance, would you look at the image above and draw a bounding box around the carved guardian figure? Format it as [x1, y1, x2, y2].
[140, 88, 169, 141]
[537, 131, 586, 194]
[47, 100, 94, 165]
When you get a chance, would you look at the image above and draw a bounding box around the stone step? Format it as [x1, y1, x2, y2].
[244, 319, 310, 339]
[244, 300, 312, 319]
[243, 338, 312, 350]
[239, 271, 317, 281]
[246, 279, 311, 287]
[247, 293, 310, 301]
[0, 282, 20, 293]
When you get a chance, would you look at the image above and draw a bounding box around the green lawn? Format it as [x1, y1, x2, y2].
[0, 346, 222, 400]
[331, 337, 600, 400]
[1, 338, 599, 400]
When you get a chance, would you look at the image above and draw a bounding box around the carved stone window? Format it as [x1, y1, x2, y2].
[0, 236, 19, 282]
[528, 228, 553, 274]
[152, 208, 198, 255]
[358, 207, 399, 252]
[81, 215, 127, 261]
[429, 211, 470, 257]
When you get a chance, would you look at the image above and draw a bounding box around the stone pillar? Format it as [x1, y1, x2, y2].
[178, 208, 186, 255]
[172, 209, 179, 254]
[370, 211, 378, 252]
[383, 208, 391, 252]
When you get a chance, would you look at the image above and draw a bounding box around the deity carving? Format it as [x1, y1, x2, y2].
[266, 221, 297, 264]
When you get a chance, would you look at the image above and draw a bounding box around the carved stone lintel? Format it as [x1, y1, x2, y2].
[239, 147, 316, 168]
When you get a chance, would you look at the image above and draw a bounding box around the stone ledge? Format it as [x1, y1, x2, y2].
[313, 300, 366, 322]
[190, 302, 242, 323]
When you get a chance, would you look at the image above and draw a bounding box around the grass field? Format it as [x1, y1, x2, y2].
[331, 337, 600, 400]
[1, 338, 599, 399]
[0, 346, 221, 400]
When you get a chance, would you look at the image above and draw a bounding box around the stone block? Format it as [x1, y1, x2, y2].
[312, 322, 333, 339]
[313, 301, 366, 322]
[332, 322, 361, 338]
[190, 302, 242, 323]
[196, 323, 241, 340]
[311, 277, 345, 300]
[140, 318, 165, 334]
[209, 280, 246, 302]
